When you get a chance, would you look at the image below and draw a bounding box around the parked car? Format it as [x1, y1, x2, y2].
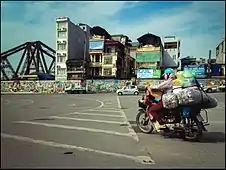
[218, 82, 225, 92]
[200, 83, 218, 93]
[116, 86, 139, 95]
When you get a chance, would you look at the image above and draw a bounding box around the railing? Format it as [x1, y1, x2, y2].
[91, 62, 102, 67]
[103, 52, 117, 56]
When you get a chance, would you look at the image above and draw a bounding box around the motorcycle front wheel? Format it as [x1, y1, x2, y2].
[136, 110, 154, 134]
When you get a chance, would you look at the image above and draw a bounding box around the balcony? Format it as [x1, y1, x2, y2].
[57, 40, 67, 44]
[67, 68, 85, 73]
[103, 52, 117, 57]
[90, 35, 105, 40]
[90, 62, 102, 67]
[57, 53, 67, 57]
[102, 63, 116, 68]
[137, 46, 161, 52]
[57, 28, 67, 31]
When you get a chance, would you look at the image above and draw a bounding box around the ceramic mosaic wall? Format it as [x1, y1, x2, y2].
[1, 78, 224, 94]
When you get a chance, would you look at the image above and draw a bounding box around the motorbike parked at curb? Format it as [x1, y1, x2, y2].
[136, 88, 210, 141]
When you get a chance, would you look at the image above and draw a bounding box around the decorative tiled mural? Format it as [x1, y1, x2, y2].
[1, 78, 224, 94]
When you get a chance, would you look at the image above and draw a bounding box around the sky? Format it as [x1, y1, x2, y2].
[1, 1, 225, 68]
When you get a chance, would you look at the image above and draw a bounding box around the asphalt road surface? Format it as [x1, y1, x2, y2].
[1, 93, 225, 168]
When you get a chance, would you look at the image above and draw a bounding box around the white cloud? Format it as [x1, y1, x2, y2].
[1, 1, 225, 65]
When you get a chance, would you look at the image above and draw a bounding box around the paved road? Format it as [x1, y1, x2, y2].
[1, 93, 225, 168]
[1, 94, 153, 168]
[120, 92, 225, 168]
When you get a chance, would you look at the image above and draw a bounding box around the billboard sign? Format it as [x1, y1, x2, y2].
[89, 40, 104, 50]
[184, 64, 207, 78]
[137, 69, 161, 79]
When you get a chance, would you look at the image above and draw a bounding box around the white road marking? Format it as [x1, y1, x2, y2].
[117, 96, 139, 142]
[49, 116, 125, 125]
[68, 104, 77, 107]
[1, 133, 155, 164]
[92, 107, 122, 111]
[95, 100, 104, 109]
[74, 98, 104, 111]
[63, 112, 124, 118]
[14, 121, 134, 138]
[89, 109, 122, 113]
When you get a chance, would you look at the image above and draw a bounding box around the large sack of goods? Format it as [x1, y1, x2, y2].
[176, 88, 210, 106]
[162, 93, 179, 109]
[200, 96, 218, 109]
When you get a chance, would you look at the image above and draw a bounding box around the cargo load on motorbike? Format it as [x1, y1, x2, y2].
[162, 70, 218, 110]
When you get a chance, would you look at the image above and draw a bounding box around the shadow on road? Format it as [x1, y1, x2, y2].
[130, 121, 225, 143]
[198, 132, 225, 143]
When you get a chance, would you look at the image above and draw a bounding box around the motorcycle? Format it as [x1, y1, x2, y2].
[136, 87, 210, 141]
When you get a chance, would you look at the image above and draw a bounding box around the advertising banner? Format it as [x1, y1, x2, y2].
[89, 40, 104, 50]
[136, 51, 161, 62]
[184, 64, 207, 78]
[137, 69, 161, 78]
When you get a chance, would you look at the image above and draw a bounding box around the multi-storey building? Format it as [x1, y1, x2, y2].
[216, 39, 225, 76]
[216, 39, 225, 64]
[66, 23, 91, 80]
[110, 34, 134, 78]
[102, 40, 126, 78]
[89, 32, 134, 78]
[55, 17, 88, 81]
[136, 33, 163, 79]
[88, 26, 111, 78]
[163, 36, 181, 70]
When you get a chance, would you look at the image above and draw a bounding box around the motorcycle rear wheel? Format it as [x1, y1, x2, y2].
[136, 110, 154, 134]
[183, 120, 203, 142]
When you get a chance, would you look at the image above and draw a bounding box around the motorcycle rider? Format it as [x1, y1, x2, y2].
[144, 68, 176, 131]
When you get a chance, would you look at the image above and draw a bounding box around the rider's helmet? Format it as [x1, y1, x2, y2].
[163, 68, 175, 80]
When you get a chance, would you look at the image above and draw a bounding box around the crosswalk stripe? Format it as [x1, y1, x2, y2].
[63, 112, 124, 118]
[89, 109, 122, 113]
[14, 121, 133, 138]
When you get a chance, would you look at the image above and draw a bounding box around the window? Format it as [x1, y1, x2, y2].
[103, 68, 112, 76]
[57, 31, 67, 38]
[173, 55, 177, 60]
[221, 43, 224, 53]
[57, 22, 67, 29]
[216, 49, 219, 56]
[105, 46, 115, 53]
[57, 56, 66, 63]
[104, 56, 112, 64]
[95, 54, 100, 62]
[57, 68, 66, 75]
[130, 86, 136, 89]
[164, 42, 177, 49]
[57, 44, 66, 50]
